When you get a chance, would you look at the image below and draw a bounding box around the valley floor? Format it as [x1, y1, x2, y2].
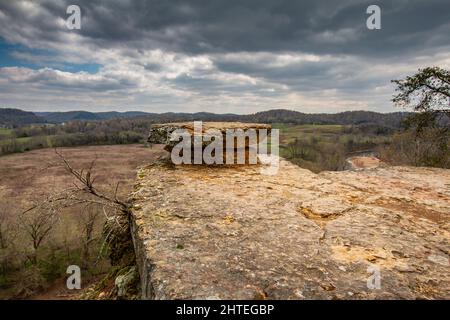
[0, 144, 166, 299]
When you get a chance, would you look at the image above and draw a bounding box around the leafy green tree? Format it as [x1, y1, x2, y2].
[391, 67, 450, 167]
[392, 66, 449, 132]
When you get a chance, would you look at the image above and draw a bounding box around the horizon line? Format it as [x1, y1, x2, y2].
[1, 107, 410, 116]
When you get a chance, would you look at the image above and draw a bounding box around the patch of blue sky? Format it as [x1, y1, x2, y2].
[61, 62, 101, 74]
[0, 38, 101, 74]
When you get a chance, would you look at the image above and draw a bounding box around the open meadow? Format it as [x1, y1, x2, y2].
[0, 144, 165, 299]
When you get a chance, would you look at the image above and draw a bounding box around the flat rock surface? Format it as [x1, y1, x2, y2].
[130, 159, 450, 300]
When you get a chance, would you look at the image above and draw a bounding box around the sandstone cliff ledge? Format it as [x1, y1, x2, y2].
[130, 159, 450, 299]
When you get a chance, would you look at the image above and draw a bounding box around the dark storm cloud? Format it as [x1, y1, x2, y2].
[212, 53, 382, 92]
[89, 0, 449, 57]
[2, 0, 449, 56]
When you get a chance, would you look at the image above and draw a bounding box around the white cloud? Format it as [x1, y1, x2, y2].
[1, 0, 449, 113]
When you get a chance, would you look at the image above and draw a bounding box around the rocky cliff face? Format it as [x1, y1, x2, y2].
[130, 159, 449, 300]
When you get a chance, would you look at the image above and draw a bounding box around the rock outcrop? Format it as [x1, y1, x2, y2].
[130, 155, 449, 300]
[148, 122, 271, 149]
[148, 122, 272, 164]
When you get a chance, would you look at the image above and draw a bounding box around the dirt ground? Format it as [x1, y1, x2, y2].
[346, 156, 382, 169]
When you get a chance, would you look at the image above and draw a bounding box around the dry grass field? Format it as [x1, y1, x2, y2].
[0, 144, 165, 201]
[0, 144, 165, 299]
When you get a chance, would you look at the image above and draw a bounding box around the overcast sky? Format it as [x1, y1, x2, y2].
[0, 0, 449, 114]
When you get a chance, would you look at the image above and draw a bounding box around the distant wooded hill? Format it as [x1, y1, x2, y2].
[0, 108, 46, 127]
[35, 111, 150, 123]
[1, 108, 410, 128]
